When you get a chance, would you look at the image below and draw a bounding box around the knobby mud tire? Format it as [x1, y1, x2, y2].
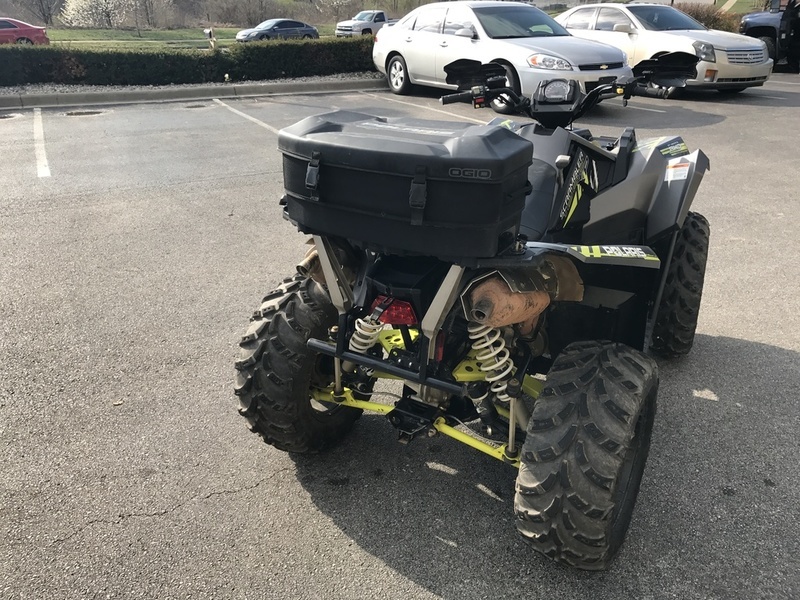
[233, 274, 363, 453]
[651, 212, 710, 358]
[515, 341, 658, 571]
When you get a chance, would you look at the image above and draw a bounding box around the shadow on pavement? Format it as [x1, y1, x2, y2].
[292, 334, 799, 599]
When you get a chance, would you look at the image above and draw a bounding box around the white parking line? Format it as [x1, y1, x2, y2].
[624, 104, 667, 113]
[765, 80, 800, 86]
[213, 98, 280, 134]
[360, 92, 488, 124]
[754, 94, 787, 100]
[33, 108, 50, 178]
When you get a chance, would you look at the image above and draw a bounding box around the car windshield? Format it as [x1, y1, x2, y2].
[256, 19, 280, 29]
[473, 5, 569, 38]
[627, 6, 706, 31]
[353, 11, 374, 21]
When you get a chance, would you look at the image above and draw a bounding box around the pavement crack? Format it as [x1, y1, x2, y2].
[50, 467, 291, 546]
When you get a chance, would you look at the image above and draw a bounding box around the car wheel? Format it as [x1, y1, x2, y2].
[387, 55, 412, 95]
[490, 62, 520, 115]
[302, 34, 312, 39]
[259, 34, 269, 41]
[759, 36, 776, 61]
[362, 29, 372, 35]
[15, 38, 33, 45]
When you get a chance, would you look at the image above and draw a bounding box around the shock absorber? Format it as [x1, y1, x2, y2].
[467, 323, 515, 402]
[349, 316, 383, 353]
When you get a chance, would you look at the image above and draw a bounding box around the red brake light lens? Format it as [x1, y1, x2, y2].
[370, 295, 417, 326]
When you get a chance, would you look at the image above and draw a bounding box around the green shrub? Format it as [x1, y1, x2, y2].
[224, 36, 375, 81]
[675, 3, 741, 32]
[0, 36, 375, 86]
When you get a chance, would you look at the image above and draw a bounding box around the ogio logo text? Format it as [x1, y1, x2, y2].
[448, 168, 492, 180]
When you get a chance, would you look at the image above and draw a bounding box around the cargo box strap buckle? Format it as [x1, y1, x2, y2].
[409, 166, 428, 226]
[305, 151, 321, 199]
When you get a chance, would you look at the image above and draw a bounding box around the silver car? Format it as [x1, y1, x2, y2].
[372, 0, 632, 112]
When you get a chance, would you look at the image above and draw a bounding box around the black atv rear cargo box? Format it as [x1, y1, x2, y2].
[278, 111, 533, 260]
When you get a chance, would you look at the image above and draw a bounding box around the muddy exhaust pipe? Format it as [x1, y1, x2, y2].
[461, 258, 584, 335]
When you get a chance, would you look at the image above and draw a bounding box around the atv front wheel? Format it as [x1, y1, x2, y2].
[651, 211, 710, 358]
[234, 274, 364, 453]
[515, 341, 658, 570]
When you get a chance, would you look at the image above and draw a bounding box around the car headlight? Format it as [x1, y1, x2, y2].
[693, 41, 716, 63]
[527, 54, 573, 70]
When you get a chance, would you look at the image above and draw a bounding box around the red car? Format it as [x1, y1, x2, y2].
[0, 18, 49, 45]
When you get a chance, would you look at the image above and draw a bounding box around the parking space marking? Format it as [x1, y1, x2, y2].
[753, 94, 787, 100]
[360, 92, 487, 124]
[213, 99, 280, 134]
[765, 80, 800, 86]
[33, 108, 50, 178]
[624, 104, 667, 113]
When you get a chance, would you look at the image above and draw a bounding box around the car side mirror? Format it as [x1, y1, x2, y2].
[455, 27, 477, 39]
[613, 23, 635, 34]
[770, 0, 781, 12]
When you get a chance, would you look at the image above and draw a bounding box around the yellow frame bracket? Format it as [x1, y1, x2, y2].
[312, 387, 520, 468]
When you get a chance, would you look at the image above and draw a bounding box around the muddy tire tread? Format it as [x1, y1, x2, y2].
[515, 341, 658, 570]
[234, 274, 361, 453]
[651, 212, 710, 358]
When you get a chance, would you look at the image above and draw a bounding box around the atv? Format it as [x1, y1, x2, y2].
[233, 52, 711, 570]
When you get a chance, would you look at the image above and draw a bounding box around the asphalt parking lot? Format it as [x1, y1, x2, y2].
[2, 75, 799, 599]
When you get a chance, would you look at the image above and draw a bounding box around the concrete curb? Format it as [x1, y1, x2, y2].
[0, 78, 389, 110]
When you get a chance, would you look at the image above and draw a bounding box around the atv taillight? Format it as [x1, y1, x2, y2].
[370, 295, 417, 325]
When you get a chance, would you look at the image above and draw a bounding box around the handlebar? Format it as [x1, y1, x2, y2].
[440, 90, 475, 105]
[438, 76, 677, 127]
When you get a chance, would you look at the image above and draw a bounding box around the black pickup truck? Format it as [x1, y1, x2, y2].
[739, 0, 800, 70]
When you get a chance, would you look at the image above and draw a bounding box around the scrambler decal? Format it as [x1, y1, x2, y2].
[556, 147, 597, 229]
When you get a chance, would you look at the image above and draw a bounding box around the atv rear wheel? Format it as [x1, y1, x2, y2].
[234, 274, 364, 453]
[515, 341, 658, 570]
[651, 211, 710, 358]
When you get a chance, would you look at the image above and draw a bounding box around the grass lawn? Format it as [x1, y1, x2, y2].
[47, 25, 337, 50]
[725, 0, 765, 13]
[47, 28, 238, 42]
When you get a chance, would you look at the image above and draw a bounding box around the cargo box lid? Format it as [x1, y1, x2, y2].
[278, 111, 533, 182]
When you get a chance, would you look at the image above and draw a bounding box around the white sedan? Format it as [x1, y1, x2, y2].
[555, 3, 773, 92]
[372, 0, 632, 113]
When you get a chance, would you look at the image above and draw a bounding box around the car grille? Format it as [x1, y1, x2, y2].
[337, 26, 352, 33]
[578, 62, 624, 71]
[726, 49, 766, 64]
[717, 76, 768, 83]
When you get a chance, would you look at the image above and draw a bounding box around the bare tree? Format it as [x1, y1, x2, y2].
[11, 0, 64, 25]
[133, 0, 172, 27]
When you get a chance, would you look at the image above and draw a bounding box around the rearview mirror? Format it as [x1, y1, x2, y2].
[613, 23, 635, 34]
